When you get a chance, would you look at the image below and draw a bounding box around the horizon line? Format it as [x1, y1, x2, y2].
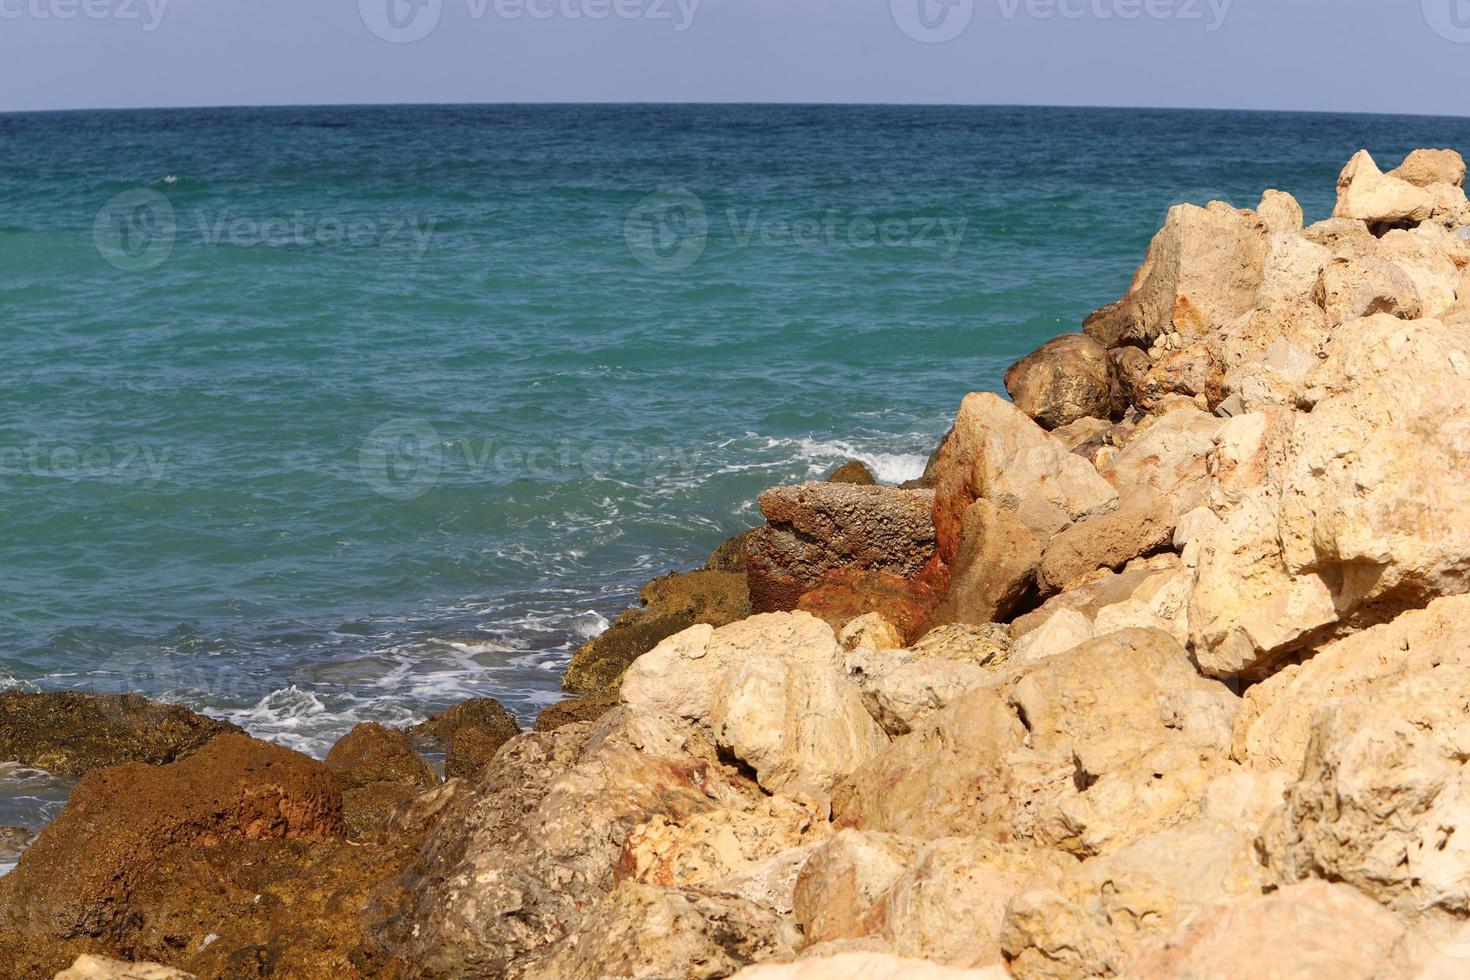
[4, 99, 1469, 124]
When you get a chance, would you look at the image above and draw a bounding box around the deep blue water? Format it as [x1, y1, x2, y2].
[2, 102, 1468, 828]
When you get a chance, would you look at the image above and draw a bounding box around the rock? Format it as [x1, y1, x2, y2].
[1009, 608, 1093, 666]
[561, 570, 751, 694]
[858, 838, 1075, 968]
[327, 722, 437, 790]
[838, 613, 905, 653]
[846, 646, 993, 739]
[926, 499, 1041, 626]
[523, 881, 800, 979]
[1198, 765, 1291, 837]
[326, 722, 439, 837]
[1316, 253, 1423, 325]
[796, 568, 940, 643]
[711, 628, 890, 794]
[1256, 188, 1303, 233]
[1233, 596, 1470, 775]
[53, 956, 196, 980]
[706, 528, 759, 573]
[747, 483, 936, 614]
[0, 734, 344, 943]
[1389, 148, 1466, 189]
[1334, 149, 1436, 228]
[1258, 672, 1470, 920]
[828, 460, 878, 485]
[1099, 407, 1223, 515]
[0, 825, 35, 864]
[1011, 555, 1186, 646]
[1255, 230, 1331, 307]
[408, 697, 522, 781]
[1123, 343, 1226, 413]
[0, 691, 242, 777]
[1049, 415, 1112, 451]
[1035, 494, 1174, 597]
[1000, 821, 1266, 980]
[907, 623, 1011, 665]
[533, 691, 620, 732]
[1127, 881, 1408, 980]
[927, 393, 1118, 583]
[794, 830, 925, 946]
[1082, 201, 1268, 348]
[1003, 334, 1120, 430]
[402, 708, 761, 975]
[833, 630, 1236, 855]
[734, 953, 1010, 979]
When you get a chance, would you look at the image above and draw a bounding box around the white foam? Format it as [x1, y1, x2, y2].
[791, 437, 928, 484]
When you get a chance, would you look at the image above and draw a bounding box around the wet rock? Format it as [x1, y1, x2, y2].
[561, 570, 751, 694]
[0, 825, 35, 864]
[1003, 334, 1120, 430]
[408, 697, 522, 782]
[533, 691, 619, 732]
[706, 528, 759, 573]
[0, 734, 343, 947]
[0, 691, 242, 778]
[746, 483, 936, 614]
[828, 460, 878, 485]
[326, 722, 439, 837]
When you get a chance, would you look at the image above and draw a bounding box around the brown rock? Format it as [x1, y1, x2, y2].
[561, 570, 751, 694]
[534, 691, 620, 732]
[747, 483, 936, 614]
[1388, 147, 1467, 189]
[797, 568, 941, 643]
[0, 691, 242, 777]
[1123, 343, 1225, 413]
[0, 734, 344, 944]
[926, 499, 1041, 627]
[828, 460, 878, 485]
[706, 528, 758, 573]
[1003, 334, 1120, 430]
[327, 722, 437, 791]
[1035, 494, 1174, 597]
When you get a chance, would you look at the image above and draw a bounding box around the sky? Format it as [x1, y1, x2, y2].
[2, 0, 1469, 115]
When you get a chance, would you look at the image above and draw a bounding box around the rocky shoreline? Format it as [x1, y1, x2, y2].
[4, 146, 1470, 978]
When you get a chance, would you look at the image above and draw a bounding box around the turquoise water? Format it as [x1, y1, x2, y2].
[3, 104, 1469, 826]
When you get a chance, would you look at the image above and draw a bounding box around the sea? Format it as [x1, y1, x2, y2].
[3, 103, 1469, 836]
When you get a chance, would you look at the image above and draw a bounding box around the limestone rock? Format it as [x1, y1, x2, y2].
[1009, 608, 1093, 666]
[562, 570, 751, 694]
[1035, 494, 1174, 597]
[1259, 673, 1470, 920]
[838, 613, 905, 653]
[1123, 343, 1226, 413]
[1099, 407, 1222, 518]
[1126, 881, 1407, 980]
[522, 881, 800, 980]
[1083, 201, 1268, 348]
[402, 708, 762, 975]
[1001, 821, 1266, 980]
[1333, 149, 1435, 226]
[928, 393, 1118, 580]
[1012, 556, 1187, 649]
[0, 691, 241, 778]
[734, 953, 1009, 979]
[1234, 596, 1470, 774]
[706, 528, 758, 573]
[927, 499, 1041, 626]
[1316, 253, 1423, 325]
[1003, 334, 1120, 430]
[851, 653, 991, 739]
[747, 483, 936, 613]
[1389, 148, 1466, 189]
[1256, 188, 1304, 233]
[0, 734, 344, 943]
[794, 830, 925, 946]
[409, 697, 522, 782]
[53, 956, 196, 980]
[907, 623, 1011, 665]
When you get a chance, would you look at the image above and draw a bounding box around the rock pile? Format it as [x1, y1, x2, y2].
[5, 147, 1470, 978]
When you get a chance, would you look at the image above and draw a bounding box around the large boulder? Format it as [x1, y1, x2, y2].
[926, 393, 1117, 588]
[409, 697, 522, 781]
[833, 630, 1238, 856]
[1258, 672, 1470, 921]
[325, 722, 438, 836]
[0, 734, 344, 943]
[1126, 881, 1409, 980]
[1082, 201, 1268, 348]
[1233, 596, 1470, 774]
[1000, 821, 1266, 980]
[562, 570, 751, 694]
[402, 708, 769, 975]
[746, 483, 936, 614]
[1390, 147, 1467, 188]
[926, 499, 1041, 626]
[1003, 334, 1120, 430]
[0, 691, 242, 777]
[1333, 149, 1435, 227]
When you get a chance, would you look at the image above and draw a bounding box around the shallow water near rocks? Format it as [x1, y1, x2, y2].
[3, 103, 1469, 834]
